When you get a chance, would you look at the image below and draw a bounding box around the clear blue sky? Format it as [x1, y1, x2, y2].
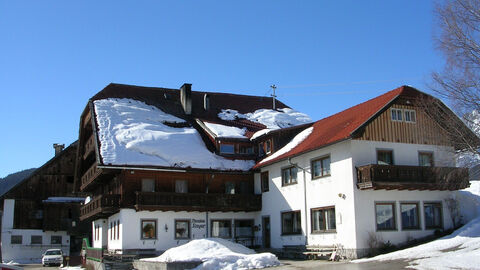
[0, 0, 443, 178]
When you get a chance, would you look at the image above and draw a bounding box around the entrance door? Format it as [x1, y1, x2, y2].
[262, 216, 271, 248]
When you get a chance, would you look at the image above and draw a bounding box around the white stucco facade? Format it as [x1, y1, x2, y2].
[94, 209, 260, 254]
[1, 199, 70, 263]
[256, 139, 460, 258]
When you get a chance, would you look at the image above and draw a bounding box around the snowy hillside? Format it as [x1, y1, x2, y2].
[355, 181, 480, 270]
[94, 98, 255, 170]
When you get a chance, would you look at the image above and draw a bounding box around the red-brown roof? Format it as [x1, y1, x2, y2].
[253, 86, 420, 169]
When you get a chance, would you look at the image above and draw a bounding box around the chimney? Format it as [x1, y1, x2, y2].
[180, 83, 192, 115]
[53, 143, 65, 156]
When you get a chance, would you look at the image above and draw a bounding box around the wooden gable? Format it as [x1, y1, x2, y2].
[354, 98, 451, 146]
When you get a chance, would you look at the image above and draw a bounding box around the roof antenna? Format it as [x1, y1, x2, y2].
[270, 84, 277, 110]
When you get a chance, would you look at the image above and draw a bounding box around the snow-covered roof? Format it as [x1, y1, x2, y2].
[93, 98, 254, 171]
[218, 108, 311, 130]
[42, 197, 86, 203]
[203, 122, 247, 139]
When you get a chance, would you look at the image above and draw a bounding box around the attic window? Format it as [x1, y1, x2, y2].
[220, 143, 235, 154]
[391, 108, 403, 121]
[404, 110, 416, 123]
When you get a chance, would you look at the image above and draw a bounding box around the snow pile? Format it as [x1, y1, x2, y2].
[141, 238, 280, 270]
[94, 99, 254, 170]
[354, 181, 480, 270]
[204, 122, 247, 138]
[259, 127, 314, 164]
[218, 108, 311, 129]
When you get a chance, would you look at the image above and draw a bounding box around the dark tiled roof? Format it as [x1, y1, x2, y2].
[253, 86, 420, 169]
[91, 83, 288, 123]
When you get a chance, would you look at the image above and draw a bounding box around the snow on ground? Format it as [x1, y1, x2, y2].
[204, 122, 247, 138]
[259, 127, 313, 164]
[354, 181, 480, 270]
[94, 98, 254, 170]
[218, 108, 311, 129]
[141, 238, 280, 270]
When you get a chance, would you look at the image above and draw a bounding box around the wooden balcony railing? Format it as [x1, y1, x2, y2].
[80, 194, 120, 221]
[356, 164, 469, 191]
[80, 163, 103, 191]
[83, 134, 96, 160]
[135, 192, 261, 212]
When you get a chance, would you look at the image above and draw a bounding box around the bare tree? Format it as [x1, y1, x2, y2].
[431, 0, 480, 163]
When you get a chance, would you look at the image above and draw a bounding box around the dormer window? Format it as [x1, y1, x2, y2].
[220, 144, 234, 154]
[265, 140, 272, 154]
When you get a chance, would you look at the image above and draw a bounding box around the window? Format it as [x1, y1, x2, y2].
[311, 156, 331, 179]
[281, 211, 302, 235]
[258, 143, 265, 156]
[175, 180, 188, 193]
[419, 152, 434, 167]
[211, 220, 232, 238]
[377, 150, 394, 165]
[401, 203, 420, 230]
[404, 110, 416, 123]
[391, 108, 403, 121]
[424, 202, 443, 229]
[311, 206, 336, 233]
[265, 140, 272, 154]
[31, 235, 42, 244]
[51, 235, 62, 244]
[234, 219, 254, 237]
[225, 181, 235, 194]
[375, 202, 396, 231]
[220, 144, 235, 154]
[141, 179, 155, 192]
[261, 171, 269, 192]
[117, 220, 120, 240]
[282, 166, 298, 186]
[175, 220, 190, 239]
[11, 235, 22, 244]
[141, 220, 157, 239]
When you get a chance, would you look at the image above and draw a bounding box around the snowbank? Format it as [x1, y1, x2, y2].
[354, 181, 480, 270]
[141, 238, 280, 270]
[94, 99, 254, 171]
[218, 108, 311, 129]
[258, 127, 313, 164]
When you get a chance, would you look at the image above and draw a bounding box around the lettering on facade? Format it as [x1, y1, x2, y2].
[192, 219, 206, 229]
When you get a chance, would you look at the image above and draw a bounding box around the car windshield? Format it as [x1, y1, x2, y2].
[45, 250, 62, 255]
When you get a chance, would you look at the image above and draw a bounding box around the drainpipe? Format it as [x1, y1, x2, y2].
[205, 174, 215, 238]
[288, 158, 309, 246]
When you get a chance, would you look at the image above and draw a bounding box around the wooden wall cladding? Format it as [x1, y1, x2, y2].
[357, 102, 451, 146]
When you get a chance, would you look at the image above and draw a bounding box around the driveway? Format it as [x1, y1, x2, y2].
[274, 259, 410, 270]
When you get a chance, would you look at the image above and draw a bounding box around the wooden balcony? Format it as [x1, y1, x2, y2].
[135, 192, 261, 212]
[356, 164, 469, 191]
[83, 134, 96, 160]
[80, 194, 120, 221]
[80, 163, 104, 191]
